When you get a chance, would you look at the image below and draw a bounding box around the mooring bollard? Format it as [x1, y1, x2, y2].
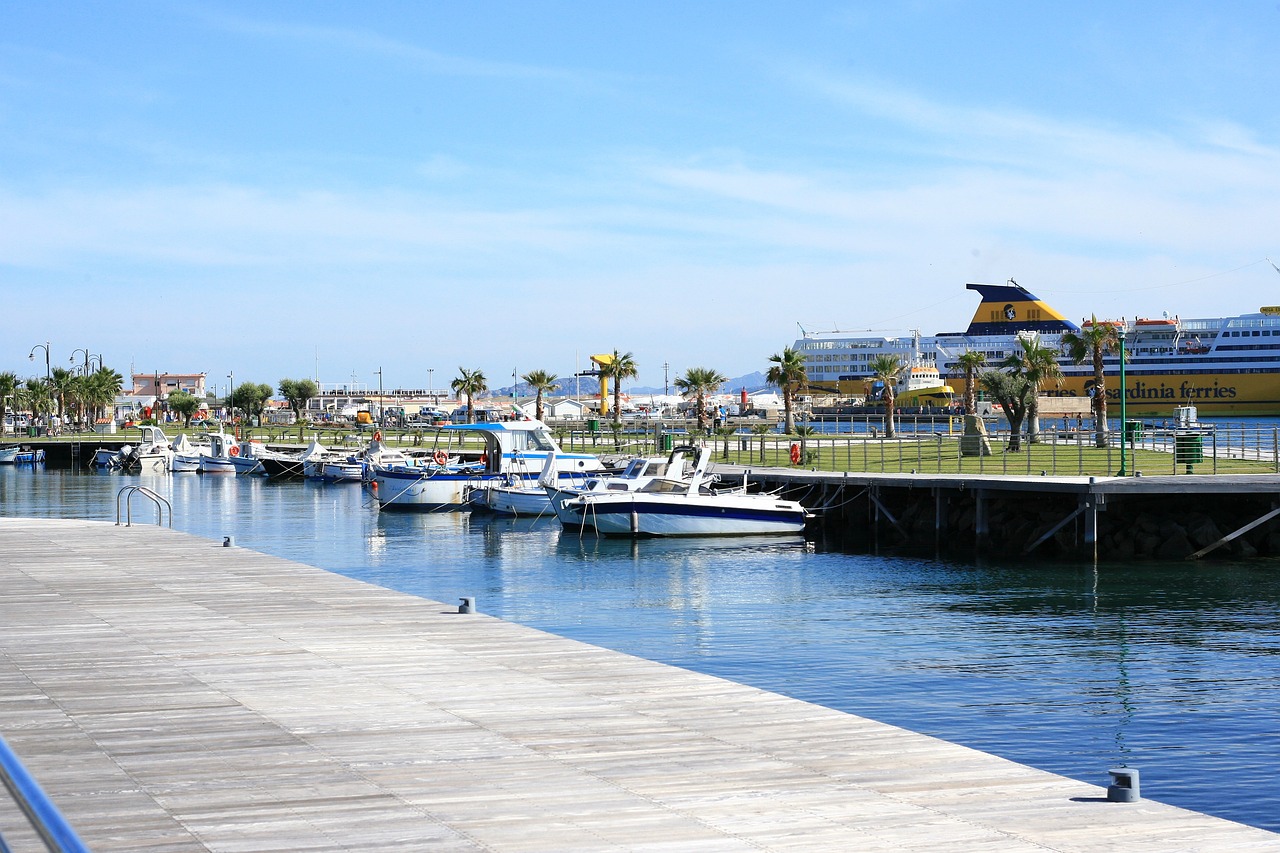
[1107, 767, 1140, 802]
[458, 596, 475, 614]
[223, 536, 235, 547]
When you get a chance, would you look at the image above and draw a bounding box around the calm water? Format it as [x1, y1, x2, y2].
[4, 466, 1280, 833]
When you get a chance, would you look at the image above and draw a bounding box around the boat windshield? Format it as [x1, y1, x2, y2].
[511, 429, 556, 452]
[639, 479, 689, 494]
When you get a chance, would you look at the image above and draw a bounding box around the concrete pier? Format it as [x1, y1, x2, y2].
[2, 518, 1277, 851]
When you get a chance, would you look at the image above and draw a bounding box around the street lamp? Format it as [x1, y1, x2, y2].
[428, 368, 435, 406]
[69, 348, 102, 376]
[28, 341, 51, 382]
[1117, 327, 1128, 477]
[227, 371, 235, 432]
[375, 366, 383, 425]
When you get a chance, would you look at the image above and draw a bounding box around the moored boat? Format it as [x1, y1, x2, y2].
[565, 447, 810, 537]
[371, 420, 603, 511]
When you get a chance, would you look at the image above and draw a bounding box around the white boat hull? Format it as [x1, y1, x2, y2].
[485, 485, 552, 516]
[577, 493, 808, 537]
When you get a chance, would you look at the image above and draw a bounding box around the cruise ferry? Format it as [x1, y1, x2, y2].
[792, 280, 1280, 417]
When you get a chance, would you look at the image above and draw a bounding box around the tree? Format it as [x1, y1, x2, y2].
[766, 346, 808, 435]
[1060, 317, 1119, 448]
[954, 350, 987, 416]
[167, 390, 201, 427]
[750, 422, 773, 463]
[600, 350, 638, 427]
[278, 378, 319, 424]
[18, 378, 53, 422]
[675, 366, 727, 432]
[1003, 336, 1063, 443]
[232, 382, 274, 426]
[793, 424, 819, 466]
[0, 372, 17, 429]
[521, 369, 558, 423]
[451, 367, 487, 423]
[49, 366, 76, 423]
[979, 369, 1035, 452]
[84, 367, 123, 426]
[868, 354, 904, 439]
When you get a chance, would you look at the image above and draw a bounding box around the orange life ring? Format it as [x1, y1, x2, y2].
[433, 450, 448, 465]
[229, 445, 240, 457]
[480, 453, 488, 465]
[373, 430, 382, 441]
[789, 443, 800, 465]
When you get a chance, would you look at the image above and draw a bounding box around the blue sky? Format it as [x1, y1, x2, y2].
[3, 1, 1279, 394]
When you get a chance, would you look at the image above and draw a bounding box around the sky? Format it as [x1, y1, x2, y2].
[3, 1, 1280, 396]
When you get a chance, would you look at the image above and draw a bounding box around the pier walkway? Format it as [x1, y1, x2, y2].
[2, 518, 1277, 851]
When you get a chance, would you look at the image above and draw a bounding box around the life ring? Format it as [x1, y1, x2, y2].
[433, 450, 448, 465]
[789, 443, 800, 465]
[480, 453, 488, 465]
[229, 445, 240, 457]
[373, 430, 382, 441]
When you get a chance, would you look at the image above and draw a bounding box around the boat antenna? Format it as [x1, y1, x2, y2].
[1268, 257, 1280, 276]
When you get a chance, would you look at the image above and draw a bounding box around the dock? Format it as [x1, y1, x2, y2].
[2, 518, 1277, 851]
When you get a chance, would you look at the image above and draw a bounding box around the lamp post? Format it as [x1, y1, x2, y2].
[663, 362, 670, 397]
[28, 342, 51, 382]
[1117, 328, 1128, 477]
[375, 366, 383, 425]
[428, 368, 435, 406]
[70, 348, 102, 376]
[227, 371, 235, 433]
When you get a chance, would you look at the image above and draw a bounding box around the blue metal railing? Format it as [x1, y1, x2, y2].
[0, 734, 90, 852]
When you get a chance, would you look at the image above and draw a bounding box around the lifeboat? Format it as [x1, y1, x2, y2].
[1135, 317, 1177, 326]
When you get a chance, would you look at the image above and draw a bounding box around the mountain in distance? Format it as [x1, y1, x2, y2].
[495, 371, 772, 399]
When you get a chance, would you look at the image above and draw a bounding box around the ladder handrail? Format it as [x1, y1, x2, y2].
[115, 486, 172, 528]
[0, 734, 91, 853]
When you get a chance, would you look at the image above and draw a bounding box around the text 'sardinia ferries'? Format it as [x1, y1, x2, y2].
[793, 280, 1280, 417]
[370, 420, 603, 511]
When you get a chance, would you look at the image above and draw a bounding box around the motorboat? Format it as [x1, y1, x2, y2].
[227, 440, 267, 475]
[565, 447, 810, 537]
[370, 420, 603, 511]
[541, 445, 698, 529]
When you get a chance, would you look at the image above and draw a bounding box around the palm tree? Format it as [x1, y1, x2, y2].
[1003, 336, 1063, 443]
[521, 369, 558, 423]
[750, 423, 773, 463]
[1060, 317, 1119, 448]
[675, 367, 727, 432]
[0, 372, 17, 432]
[85, 367, 123, 426]
[19, 378, 53, 425]
[868, 354, 904, 439]
[766, 346, 808, 434]
[793, 424, 819, 466]
[954, 350, 987, 416]
[600, 351, 638, 427]
[451, 367, 487, 424]
[49, 366, 76, 424]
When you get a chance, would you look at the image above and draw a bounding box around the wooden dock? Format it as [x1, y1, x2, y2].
[2, 518, 1277, 852]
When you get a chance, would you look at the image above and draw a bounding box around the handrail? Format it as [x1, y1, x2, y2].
[115, 486, 172, 528]
[0, 734, 90, 852]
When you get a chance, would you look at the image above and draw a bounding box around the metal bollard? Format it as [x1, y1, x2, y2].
[223, 536, 235, 547]
[1107, 767, 1140, 802]
[458, 597, 475, 614]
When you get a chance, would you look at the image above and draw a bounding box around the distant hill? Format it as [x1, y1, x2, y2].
[495, 371, 772, 398]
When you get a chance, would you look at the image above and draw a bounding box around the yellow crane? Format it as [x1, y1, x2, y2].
[589, 353, 614, 416]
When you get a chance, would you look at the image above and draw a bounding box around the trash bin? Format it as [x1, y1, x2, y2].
[1124, 420, 1143, 441]
[587, 418, 600, 433]
[661, 432, 673, 451]
[1174, 433, 1203, 466]
[27, 426, 37, 437]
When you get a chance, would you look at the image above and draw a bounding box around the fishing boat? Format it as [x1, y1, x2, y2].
[792, 279, 1280, 417]
[370, 420, 603, 511]
[170, 433, 211, 472]
[564, 447, 810, 537]
[258, 438, 327, 480]
[196, 432, 242, 474]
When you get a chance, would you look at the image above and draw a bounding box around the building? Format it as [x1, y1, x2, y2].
[131, 372, 208, 398]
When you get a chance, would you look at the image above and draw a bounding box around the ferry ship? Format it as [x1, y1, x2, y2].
[792, 280, 1280, 417]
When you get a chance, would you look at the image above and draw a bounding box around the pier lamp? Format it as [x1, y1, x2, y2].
[227, 371, 235, 428]
[428, 368, 435, 405]
[1117, 328, 1128, 477]
[28, 341, 51, 382]
[70, 349, 102, 376]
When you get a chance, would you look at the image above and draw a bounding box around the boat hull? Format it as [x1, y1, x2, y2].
[581, 495, 808, 537]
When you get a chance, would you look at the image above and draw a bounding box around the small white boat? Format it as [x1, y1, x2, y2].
[170, 433, 211, 472]
[566, 448, 810, 537]
[228, 440, 267, 475]
[124, 426, 176, 473]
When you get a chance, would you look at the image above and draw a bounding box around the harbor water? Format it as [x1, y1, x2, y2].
[3, 466, 1279, 833]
